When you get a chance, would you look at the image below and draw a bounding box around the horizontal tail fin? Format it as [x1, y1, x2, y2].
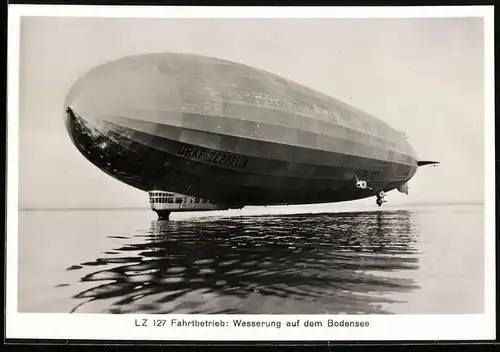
[417, 161, 440, 167]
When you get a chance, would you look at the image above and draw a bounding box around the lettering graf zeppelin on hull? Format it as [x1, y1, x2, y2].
[64, 52, 438, 218]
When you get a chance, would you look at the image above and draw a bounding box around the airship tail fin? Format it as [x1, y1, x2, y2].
[417, 160, 440, 167]
[397, 182, 409, 195]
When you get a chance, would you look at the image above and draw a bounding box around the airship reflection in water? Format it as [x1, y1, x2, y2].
[64, 53, 438, 220]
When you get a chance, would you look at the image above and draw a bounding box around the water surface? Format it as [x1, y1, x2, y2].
[18, 204, 484, 314]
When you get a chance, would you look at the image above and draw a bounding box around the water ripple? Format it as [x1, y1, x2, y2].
[67, 210, 420, 314]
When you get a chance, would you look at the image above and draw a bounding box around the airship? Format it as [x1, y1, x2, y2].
[64, 52, 438, 219]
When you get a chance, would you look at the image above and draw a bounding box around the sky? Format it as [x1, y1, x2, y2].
[17, 16, 486, 209]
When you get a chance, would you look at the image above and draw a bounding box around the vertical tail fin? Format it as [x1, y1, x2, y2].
[397, 182, 409, 195]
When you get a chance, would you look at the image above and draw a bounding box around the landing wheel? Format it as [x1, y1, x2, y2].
[156, 210, 171, 221]
[376, 191, 385, 207]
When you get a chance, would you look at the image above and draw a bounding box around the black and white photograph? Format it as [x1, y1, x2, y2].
[6, 5, 495, 341]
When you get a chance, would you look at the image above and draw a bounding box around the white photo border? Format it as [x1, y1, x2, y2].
[6, 5, 496, 341]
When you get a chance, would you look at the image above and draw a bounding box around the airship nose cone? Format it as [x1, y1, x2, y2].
[63, 54, 185, 150]
[64, 106, 90, 161]
[64, 105, 100, 158]
[64, 54, 182, 123]
[63, 62, 130, 127]
[64, 106, 75, 136]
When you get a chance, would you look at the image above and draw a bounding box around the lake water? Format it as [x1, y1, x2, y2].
[17, 203, 485, 314]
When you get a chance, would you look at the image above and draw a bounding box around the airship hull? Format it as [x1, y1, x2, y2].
[65, 53, 419, 207]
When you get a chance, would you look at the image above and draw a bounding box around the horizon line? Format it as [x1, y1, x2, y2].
[19, 200, 485, 211]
